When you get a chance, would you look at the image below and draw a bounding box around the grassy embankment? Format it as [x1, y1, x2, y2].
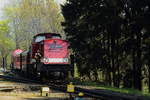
[72, 79, 150, 97]
[73, 64, 150, 96]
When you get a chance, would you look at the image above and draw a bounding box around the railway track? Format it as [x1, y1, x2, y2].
[0, 74, 41, 84]
[0, 73, 149, 100]
[46, 80, 150, 100]
[45, 81, 150, 100]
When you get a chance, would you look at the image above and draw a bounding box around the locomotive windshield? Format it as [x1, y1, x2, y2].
[35, 36, 46, 42]
[46, 34, 61, 39]
[34, 33, 61, 42]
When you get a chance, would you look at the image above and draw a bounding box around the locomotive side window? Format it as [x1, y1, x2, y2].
[35, 36, 46, 42]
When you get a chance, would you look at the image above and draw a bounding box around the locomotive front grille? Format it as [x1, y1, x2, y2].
[38, 64, 72, 72]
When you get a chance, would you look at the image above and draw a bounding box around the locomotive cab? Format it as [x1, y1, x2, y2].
[31, 33, 61, 60]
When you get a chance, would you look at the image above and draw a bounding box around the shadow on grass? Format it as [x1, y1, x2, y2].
[24, 97, 68, 100]
[25, 97, 95, 100]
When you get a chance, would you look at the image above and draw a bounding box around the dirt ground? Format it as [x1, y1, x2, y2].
[0, 72, 94, 100]
[0, 92, 68, 100]
[0, 96, 65, 100]
[0, 72, 68, 100]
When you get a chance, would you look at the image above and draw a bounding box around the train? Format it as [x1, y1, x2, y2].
[11, 33, 74, 80]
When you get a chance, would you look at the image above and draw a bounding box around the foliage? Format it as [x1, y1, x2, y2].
[62, 0, 150, 91]
[4, 0, 64, 50]
[0, 20, 15, 67]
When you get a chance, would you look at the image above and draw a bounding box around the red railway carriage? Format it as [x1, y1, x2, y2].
[11, 49, 23, 70]
[12, 33, 73, 80]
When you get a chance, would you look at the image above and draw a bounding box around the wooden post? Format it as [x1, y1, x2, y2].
[2, 57, 6, 71]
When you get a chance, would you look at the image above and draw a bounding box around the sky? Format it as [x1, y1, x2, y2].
[0, 0, 8, 19]
[56, 0, 66, 4]
[0, 0, 66, 19]
[0, 0, 8, 8]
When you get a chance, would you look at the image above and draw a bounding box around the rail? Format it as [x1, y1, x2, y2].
[0, 74, 41, 84]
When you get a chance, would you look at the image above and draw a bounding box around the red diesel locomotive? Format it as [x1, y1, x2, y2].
[12, 33, 74, 80]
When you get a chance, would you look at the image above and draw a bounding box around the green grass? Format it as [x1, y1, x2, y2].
[72, 79, 150, 97]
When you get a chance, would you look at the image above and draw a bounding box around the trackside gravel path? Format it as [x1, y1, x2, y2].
[0, 72, 69, 100]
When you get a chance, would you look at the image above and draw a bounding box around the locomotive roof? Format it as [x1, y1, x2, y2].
[34, 33, 61, 38]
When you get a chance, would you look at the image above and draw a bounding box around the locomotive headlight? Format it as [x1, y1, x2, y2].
[41, 58, 48, 62]
[44, 58, 48, 62]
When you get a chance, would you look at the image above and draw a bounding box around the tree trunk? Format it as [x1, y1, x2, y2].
[107, 30, 112, 86]
[2, 57, 7, 71]
[110, 30, 116, 87]
[133, 26, 142, 91]
[148, 46, 150, 92]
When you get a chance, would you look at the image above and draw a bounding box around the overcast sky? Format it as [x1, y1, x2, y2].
[0, 0, 66, 19]
[0, 0, 8, 19]
[56, 0, 66, 4]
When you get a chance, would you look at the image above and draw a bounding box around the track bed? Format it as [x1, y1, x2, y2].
[0, 71, 70, 100]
